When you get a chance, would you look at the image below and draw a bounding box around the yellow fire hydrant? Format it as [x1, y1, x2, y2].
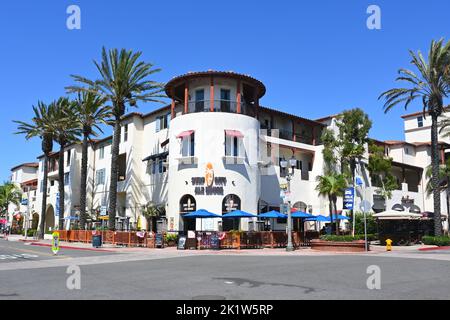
[386, 239, 393, 251]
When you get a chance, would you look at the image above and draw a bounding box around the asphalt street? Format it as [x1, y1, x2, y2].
[1, 239, 450, 300]
[0, 239, 117, 263]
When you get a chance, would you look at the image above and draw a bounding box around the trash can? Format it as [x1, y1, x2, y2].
[92, 234, 102, 248]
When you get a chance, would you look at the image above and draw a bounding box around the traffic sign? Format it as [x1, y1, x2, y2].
[360, 200, 371, 213]
[51, 231, 60, 255]
[343, 188, 354, 210]
[21, 199, 28, 206]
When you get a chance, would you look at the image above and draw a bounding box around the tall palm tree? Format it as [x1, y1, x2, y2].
[0, 182, 22, 223]
[66, 47, 165, 230]
[316, 173, 347, 235]
[379, 39, 450, 236]
[73, 92, 110, 229]
[49, 98, 80, 230]
[14, 102, 54, 239]
[425, 159, 450, 231]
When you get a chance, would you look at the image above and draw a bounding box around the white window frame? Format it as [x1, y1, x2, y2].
[181, 133, 195, 157]
[99, 146, 105, 160]
[96, 169, 106, 186]
[124, 124, 129, 142]
[417, 116, 424, 128]
[225, 135, 244, 157]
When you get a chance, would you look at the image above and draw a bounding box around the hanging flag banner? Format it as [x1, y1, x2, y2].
[55, 193, 60, 217]
[51, 231, 60, 255]
[343, 188, 354, 210]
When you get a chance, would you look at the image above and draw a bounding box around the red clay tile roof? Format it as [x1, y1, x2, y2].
[165, 70, 266, 99]
[10, 163, 39, 171]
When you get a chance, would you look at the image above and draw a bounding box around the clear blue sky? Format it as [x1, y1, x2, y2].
[1, 0, 449, 181]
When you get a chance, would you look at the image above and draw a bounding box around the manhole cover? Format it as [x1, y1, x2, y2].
[192, 295, 226, 300]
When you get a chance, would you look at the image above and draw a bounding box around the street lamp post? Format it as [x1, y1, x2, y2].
[281, 156, 297, 252]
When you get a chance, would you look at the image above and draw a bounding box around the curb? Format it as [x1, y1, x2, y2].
[418, 246, 450, 252]
[29, 242, 114, 252]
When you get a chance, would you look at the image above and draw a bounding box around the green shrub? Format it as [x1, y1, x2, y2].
[320, 234, 376, 242]
[422, 236, 450, 246]
[22, 229, 36, 237]
[164, 233, 178, 242]
[353, 212, 377, 235]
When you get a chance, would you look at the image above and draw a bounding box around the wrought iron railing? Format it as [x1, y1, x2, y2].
[185, 100, 254, 116]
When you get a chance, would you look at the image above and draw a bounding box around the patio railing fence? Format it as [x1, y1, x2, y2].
[56, 230, 320, 250]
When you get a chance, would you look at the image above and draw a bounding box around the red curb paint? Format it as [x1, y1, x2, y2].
[418, 246, 450, 251]
[30, 242, 114, 252]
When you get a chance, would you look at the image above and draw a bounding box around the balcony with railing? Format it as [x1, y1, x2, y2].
[185, 100, 255, 117]
[261, 127, 315, 145]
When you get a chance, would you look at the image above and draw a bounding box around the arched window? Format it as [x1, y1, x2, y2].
[179, 195, 196, 214]
[392, 204, 405, 212]
[179, 195, 196, 232]
[293, 201, 307, 212]
[222, 194, 241, 213]
[222, 194, 241, 232]
[409, 205, 421, 214]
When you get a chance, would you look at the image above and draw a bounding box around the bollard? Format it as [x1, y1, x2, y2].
[386, 238, 392, 251]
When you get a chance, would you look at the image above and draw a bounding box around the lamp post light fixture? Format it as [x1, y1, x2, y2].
[281, 156, 297, 252]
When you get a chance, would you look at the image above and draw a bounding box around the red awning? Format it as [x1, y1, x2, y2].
[176, 130, 195, 139]
[225, 130, 244, 138]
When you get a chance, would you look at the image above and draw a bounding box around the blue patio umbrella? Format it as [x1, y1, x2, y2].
[183, 209, 221, 218]
[64, 216, 80, 220]
[222, 210, 257, 231]
[221, 210, 257, 218]
[183, 209, 221, 231]
[258, 211, 287, 219]
[313, 215, 331, 222]
[331, 214, 350, 220]
[291, 211, 314, 219]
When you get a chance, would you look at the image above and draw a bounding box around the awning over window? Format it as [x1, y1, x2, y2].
[142, 151, 169, 162]
[225, 130, 244, 138]
[176, 130, 195, 139]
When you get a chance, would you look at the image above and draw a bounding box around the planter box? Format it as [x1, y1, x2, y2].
[310, 239, 369, 252]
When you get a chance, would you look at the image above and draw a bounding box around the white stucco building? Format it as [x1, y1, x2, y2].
[8, 71, 450, 233]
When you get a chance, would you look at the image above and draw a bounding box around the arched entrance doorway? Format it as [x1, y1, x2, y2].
[179, 195, 196, 233]
[45, 205, 55, 232]
[293, 201, 308, 232]
[222, 194, 241, 231]
[31, 213, 39, 230]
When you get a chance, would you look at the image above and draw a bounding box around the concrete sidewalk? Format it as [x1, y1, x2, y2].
[2, 234, 442, 255]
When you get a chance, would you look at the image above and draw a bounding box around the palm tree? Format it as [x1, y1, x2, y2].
[379, 39, 450, 236]
[66, 47, 165, 230]
[49, 98, 80, 230]
[14, 102, 54, 239]
[425, 159, 450, 232]
[0, 182, 22, 223]
[73, 92, 110, 229]
[316, 173, 347, 235]
[142, 202, 165, 232]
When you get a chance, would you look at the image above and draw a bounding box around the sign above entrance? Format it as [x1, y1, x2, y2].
[192, 163, 227, 196]
[180, 195, 196, 213]
[344, 188, 354, 210]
